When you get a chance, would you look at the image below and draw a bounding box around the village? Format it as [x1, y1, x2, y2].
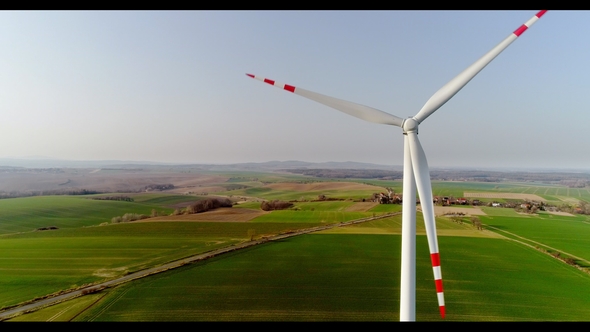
[367, 188, 588, 215]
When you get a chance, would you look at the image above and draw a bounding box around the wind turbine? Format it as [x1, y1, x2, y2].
[247, 10, 547, 321]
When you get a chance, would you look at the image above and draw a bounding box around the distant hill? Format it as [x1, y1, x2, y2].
[1, 157, 588, 174]
[0, 158, 400, 171]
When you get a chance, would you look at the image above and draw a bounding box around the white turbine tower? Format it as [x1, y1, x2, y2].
[247, 10, 546, 321]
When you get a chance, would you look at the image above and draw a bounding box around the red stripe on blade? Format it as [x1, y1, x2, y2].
[430, 253, 440, 267]
[435, 279, 444, 293]
[514, 24, 528, 37]
[284, 84, 296, 93]
[440, 306, 445, 319]
[246, 73, 254, 78]
[536, 10, 547, 18]
[263, 78, 275, 85]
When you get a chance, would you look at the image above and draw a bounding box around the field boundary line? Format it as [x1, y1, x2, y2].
[85, 286, 133, 322]
[47, 304, 75, 322]
[68, 292, 108, 322]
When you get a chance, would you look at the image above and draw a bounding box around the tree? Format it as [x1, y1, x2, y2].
[260, 200, 293, 211]
[470, 216, 483, 230]
[450, 216, 463, 224]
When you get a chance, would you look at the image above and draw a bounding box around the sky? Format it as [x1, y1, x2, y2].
[0, 10, 588, 170]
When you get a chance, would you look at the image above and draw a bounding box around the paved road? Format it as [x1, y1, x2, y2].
[0, 212, 399, 321]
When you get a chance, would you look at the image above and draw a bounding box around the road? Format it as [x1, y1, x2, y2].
[0, 212, 399, 321]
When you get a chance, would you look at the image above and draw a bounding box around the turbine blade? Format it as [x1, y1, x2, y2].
[407, 131, 445, 319]
[246, 74, 404, 127]
[413, 10, 547, 123]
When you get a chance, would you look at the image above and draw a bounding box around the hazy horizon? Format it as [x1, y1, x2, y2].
[1, 11, 588, 170]
[2, 155, 589, 173]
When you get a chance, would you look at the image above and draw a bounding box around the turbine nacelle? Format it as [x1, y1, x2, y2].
[402, 118, 419, 134]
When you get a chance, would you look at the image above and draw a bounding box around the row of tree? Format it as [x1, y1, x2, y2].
[111, 213, 149, 223]
[260, 200, 293, 211]
[144, 184, 175, 191]
[92, 195, 134, 202]
[170, 197, 233, 216]
[0, 188, 102, 199]
[448, 215, 483, 230]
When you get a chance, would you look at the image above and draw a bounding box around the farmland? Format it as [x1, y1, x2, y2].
[2, 166, 590, 321]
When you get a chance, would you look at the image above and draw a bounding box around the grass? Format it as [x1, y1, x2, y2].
[227, 184, 382, 202]
[0, 196, 161, 235]
[481, 213, 590, 266]
[32, 231, 590, 321]
[0, 221, 323, 310]
[7, 294, 105, 322]
[0, 193, 233, 236]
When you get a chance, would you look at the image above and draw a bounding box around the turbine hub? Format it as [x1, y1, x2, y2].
[402, 117, 418, 134]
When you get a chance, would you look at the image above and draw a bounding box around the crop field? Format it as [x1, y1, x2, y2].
[226, 181, 385, 202]
[464, 192, 546, 201]
[21, 228, 590, 321]
[366, 203, 402, 213]
[0, 220, 327, 310]
[0, 194, 222, 236]
[345, 201, 378, 212]
[2, 172, 590, 321]
[481, 213, 590, 266]
[0, 196, 169, 235]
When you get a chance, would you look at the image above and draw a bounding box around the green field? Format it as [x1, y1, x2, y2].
[0, 220, 327, 310]
[0, 195, 181, 235]
[2, 175, 590, 321]
[19, 230, 590, 321]
[481, 213, 590, 267]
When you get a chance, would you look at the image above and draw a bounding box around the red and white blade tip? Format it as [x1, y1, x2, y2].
[246, 73, 296, 93]
[513, 10, 547, 37]
[431, 252, 445, 319]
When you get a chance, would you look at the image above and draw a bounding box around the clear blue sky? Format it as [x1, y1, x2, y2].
[0, 10, 586, 170]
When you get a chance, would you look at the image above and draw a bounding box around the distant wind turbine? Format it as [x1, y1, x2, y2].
[247, 10, 547, 321]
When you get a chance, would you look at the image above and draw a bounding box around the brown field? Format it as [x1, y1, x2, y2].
[464, 192, 546, 201]
[0, 168, 228, 194]
[345, 202, 379, 212]
[265, 181, 383, 192]
[546, 211, 575, 217]
[145, 207, 267, 222]
[167, 185, 227, 195]
[430, 206, 488, 216]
